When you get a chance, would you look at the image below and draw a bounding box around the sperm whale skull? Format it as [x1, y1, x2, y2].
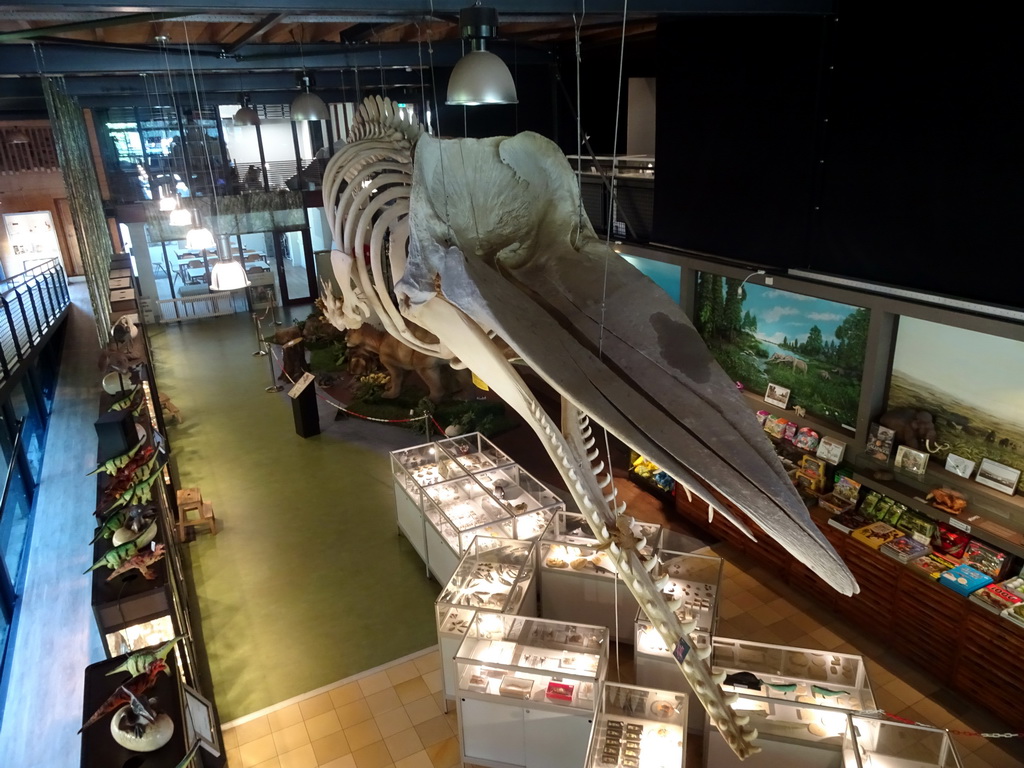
[323, 96, 857, 759]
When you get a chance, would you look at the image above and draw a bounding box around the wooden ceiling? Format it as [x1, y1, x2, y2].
[0, 12, 658, 49]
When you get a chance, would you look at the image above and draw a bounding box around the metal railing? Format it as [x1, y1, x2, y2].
[0, 259, 70, 383]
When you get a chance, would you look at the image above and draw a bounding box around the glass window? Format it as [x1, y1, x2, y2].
[0, 450, 31, 586]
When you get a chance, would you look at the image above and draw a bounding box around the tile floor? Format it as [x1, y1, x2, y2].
[223, 650, 460, 768]
[223, 539, 1024, 768]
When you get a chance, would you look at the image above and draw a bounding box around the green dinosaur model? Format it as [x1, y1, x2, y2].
[106, 635, 185, 678]
[84, 520, 158, 574]
[88, 435, 146, 476]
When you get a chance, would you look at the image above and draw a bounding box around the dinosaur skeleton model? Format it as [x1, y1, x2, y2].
[322, 97, 859, 759]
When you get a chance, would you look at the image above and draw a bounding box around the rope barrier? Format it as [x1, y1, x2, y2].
[267, 346, 446, 433]
[859, 709, 1024, 739]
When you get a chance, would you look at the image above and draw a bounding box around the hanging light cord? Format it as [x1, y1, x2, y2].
[572, 1, 586, 248]
[182, 22, 220, 224]
[426, 0, 453, 245]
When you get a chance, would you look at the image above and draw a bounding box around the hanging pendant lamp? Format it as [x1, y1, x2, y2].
[7, 129, 30, 145]
[210, 258, 251, 291]
[233, 94, 260, 126]
[158, 192, 178, 212]
[291, 75, 329, 121]
[446, 3, 517, 106]
[168, 207, 192, 227]
[186, 226, 216, 251]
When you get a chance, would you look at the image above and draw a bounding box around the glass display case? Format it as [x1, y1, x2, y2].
[539, 510, 662, 640]
[585, 682, 687, 768]
[713, 637, 875, 712]
[472, 464, 564, 541]
[455, 614, 608, 768]
[390, 434, 561, 583]
[436, 537, 539, 704]
[634, 550, 722, 731]
[842, 715, 963, 768]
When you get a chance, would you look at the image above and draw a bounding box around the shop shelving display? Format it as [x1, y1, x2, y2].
[455, 614, 608, 768]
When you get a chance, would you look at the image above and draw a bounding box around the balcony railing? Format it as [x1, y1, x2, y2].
[0, 259, 70, 384]
[0, 126, 60, 174]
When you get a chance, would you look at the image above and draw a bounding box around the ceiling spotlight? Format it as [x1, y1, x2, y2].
[233, 94, 260, 126]
[291, 75, 329, 121]
[446, 3, 517, 106]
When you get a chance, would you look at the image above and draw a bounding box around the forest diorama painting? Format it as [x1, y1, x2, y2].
[694, 273, 868, 428]
[888, 317, 1024, 494]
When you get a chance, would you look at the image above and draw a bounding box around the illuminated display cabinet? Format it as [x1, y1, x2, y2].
[584, 682, 688, 768]
[455, 614, 608, 768]
[539, 510, 662, 641]
[435, 537, 538, 705]
[633, 549, 722, 731]
[390, 433, 564, 583]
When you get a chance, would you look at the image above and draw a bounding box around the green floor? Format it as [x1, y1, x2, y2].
[148, 311, 440, 722]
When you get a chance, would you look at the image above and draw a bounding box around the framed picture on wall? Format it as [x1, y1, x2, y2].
[765, 383, 791, 410]
[975, 458, 1021, 496]
[895, 445, 929, 477]
[945, 453, 976, 479]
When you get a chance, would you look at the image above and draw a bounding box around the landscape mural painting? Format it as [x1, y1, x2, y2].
[888, 317, 1024, 494]
[693, 272, 867, 428]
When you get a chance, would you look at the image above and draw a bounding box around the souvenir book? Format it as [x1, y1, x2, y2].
[866, 423, 896, 462]
[962, 539, 1011, 580]
[880, 535, 931, 564]
[909, 552, 959, 579]
[969, 582, 1024, 613]
[827, 508, 872, 534]
[939, 564, 993, 596]
[851, 521, 902, 550]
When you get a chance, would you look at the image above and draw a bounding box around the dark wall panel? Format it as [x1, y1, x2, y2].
[814, 12, 1023, 306]
[653, 16, 824, 268]
[653, 11, 1024, 307]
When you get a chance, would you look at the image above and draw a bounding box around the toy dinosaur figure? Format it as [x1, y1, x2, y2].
[116, 688, 159, 738]
[88, 434, 146, 476]
[101, 449, 158, 503]
[78, 659, 167, 733]
[106, 635, 184, 678]
[107, 543, 166, 581]
[91, 504, 156, 545]
[95, 471, 161, 518]
[84, 521, 158, 574]
[108, 387, 141, 412]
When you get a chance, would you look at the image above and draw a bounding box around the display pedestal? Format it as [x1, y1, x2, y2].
[291, 383, 320, 438]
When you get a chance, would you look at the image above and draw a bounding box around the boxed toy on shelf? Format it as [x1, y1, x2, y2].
[880, 535, 931, 564]
[938, 563, 993, 596]
[851, 521, 903, 550]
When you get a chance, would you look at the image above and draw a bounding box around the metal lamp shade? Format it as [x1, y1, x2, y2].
[158, 195, 178, 212]
[209, 260, 250, 291]
[186, 227, 216, 251]
[168, 207, 192, 227]
[233, 105, 260, 126]
[291, 91, 329, 121]
[446, 50, 518, 105]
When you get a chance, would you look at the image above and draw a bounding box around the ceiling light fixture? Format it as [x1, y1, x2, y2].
[446, 3, 518, 106]
[186, 225, 216, 251]
[7, 129, 30, 145]
[168, 207, 192, 227]
[233, 93, 260, 126]
[209, 258, 251, 291]
[291, 75, 330, 121]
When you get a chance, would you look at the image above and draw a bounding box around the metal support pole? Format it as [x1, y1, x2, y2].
[252, 309, 282, 393]
[251, 310, 266, 356]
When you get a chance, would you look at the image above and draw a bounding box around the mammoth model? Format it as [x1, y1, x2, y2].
[321, 97, 857, 758]
[879, 408, 946, 453]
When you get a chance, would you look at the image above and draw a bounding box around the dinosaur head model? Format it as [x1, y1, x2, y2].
[323, 96, 858, 758]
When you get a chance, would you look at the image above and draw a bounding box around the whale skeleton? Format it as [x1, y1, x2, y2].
[322, 96, 858, 760]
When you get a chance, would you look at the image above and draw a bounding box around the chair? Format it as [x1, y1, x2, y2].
[244, 254, 262, 264]
[176, 488, 217, 541]
[184, 259, 205, 284]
